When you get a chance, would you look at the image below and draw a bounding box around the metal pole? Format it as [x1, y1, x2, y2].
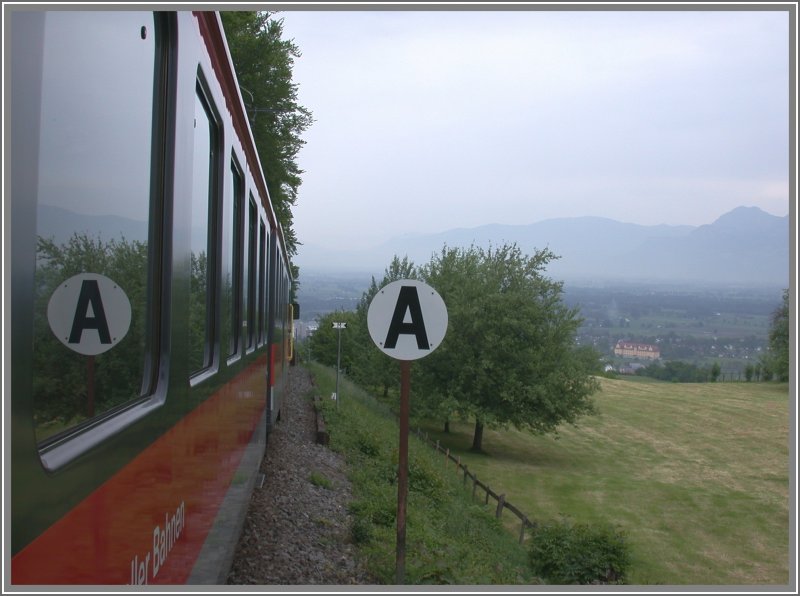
[396, 360, 410, 584]
[335, 325, 342, 408]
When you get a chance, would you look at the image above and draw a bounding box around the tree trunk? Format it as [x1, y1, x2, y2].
[470, 419, 484, 452]
[444, 420, 450, 433]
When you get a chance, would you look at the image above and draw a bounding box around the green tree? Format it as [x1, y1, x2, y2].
[710, 362, 721, 382]
[351, 256, 418, 397]
[761, 288, 790, 382]
[761, 359, 774, 382]
[220, 11, 313, 266]
[636, 360, 710, 383]
[417, 244, 599, 452]
[309, 310, 359, 373]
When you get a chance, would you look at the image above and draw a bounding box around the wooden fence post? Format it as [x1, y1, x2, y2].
[496, 494, 506, 519]
[416, 427, 538, 550]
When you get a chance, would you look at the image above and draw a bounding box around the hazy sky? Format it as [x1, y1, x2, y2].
[277, 6, 791, 255]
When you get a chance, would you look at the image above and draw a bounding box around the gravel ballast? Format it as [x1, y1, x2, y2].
[226, 366, 376, 586]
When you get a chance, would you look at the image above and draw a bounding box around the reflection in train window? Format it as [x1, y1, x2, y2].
[245, 196, 257, 351]
[32, 11, 159, 444]
[258, 220, 267, 346]
[189, 83, 220, 375]
[225, 160, 243, 359]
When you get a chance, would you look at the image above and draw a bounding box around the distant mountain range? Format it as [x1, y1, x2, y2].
[296, 206, 790, 286]
[38, 204, 149, 245]
[36, 203, 790, 286]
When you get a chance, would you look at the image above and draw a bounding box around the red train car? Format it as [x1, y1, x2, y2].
[7, 10, 292, 585]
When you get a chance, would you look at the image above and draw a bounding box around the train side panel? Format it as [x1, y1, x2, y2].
[8, 10, 292, 585]
[11, 359, 267, 584]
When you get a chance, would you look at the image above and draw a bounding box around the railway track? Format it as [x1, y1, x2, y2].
[226, 366, 375, 586]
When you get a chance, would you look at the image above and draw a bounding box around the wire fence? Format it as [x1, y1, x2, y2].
[412, 427, 538, 545]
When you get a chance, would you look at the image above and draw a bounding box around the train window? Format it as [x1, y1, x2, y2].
[241, 199, 249, 350]
[258, 219, 267, 346]
[245, 196, 258, 351]
[189, 82, 220, 376]
[225, 160, 244, 359]
[32, 11, 165, 445]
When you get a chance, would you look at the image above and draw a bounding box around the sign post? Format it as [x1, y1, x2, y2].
[331, 321, 347, 408]
[396, 359, 410, 581]
[367, 280, 447, 584]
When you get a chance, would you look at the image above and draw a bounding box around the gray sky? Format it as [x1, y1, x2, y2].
[277, 6, 791, 255]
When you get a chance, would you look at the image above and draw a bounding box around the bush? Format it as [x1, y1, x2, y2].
[408, 452, 448, 503]
[355, 429, 383, 458]
[350, 493, 396, 528]
[351, 516, 373, 545]
[528, 518, 631, 584]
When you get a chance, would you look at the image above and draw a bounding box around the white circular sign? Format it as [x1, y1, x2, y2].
[367, 279, 448, 361]
[47, 273, 132, 356]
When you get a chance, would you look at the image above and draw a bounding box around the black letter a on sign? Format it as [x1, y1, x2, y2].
[69, 280, 112, 344]
[384, 286, 429, 350]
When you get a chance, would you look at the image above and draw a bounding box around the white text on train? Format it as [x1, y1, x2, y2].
[128, 501, 185, 585]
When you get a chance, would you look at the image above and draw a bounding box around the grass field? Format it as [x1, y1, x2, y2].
[418, 378, 792, 586]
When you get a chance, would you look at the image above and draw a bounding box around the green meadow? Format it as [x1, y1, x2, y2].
[419, 378, 791, 586]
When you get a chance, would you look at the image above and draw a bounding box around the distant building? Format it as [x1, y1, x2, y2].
[614, 340, 660, 360]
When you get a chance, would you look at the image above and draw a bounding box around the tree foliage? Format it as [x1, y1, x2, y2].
[220, 11, 313, 266]
[762, 288, 790, 382]
[33, 234, 220, 439]
[315, 245, 600, 452]
[414, 244, 600, 452]
[353, 256, 418, 397]
[310, 256, 418, 398]
[308, 309, 360, 374]
[635, 360, 715, 383]
[33, 234, 150, 438]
